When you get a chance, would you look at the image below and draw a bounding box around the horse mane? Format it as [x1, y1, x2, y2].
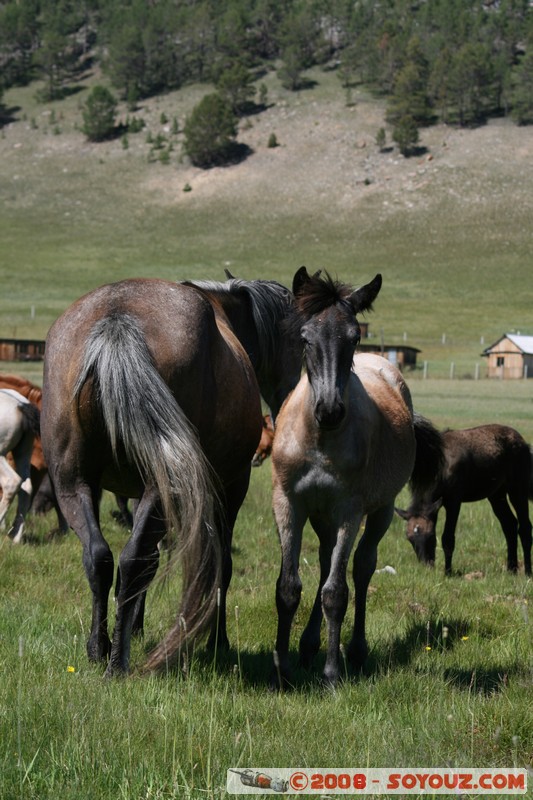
[185, 277, 295, 374]
[294, 271, 353, 320]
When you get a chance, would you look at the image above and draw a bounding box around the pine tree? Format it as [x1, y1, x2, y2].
[183, 93, 238, 167]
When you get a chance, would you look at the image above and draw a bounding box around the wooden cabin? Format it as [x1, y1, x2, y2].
[0, 338, 46, 362]
[356, 342, 420, 371]
[482, 333, 533, 379]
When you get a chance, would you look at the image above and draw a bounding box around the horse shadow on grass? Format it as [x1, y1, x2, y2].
[148, 615, 523, 694]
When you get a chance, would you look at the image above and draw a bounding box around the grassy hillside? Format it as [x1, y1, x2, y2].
[1, 65, 533, 378]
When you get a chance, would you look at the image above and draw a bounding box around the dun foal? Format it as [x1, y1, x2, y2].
[271, 269, 417, 686]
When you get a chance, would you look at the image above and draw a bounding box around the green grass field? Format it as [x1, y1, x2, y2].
[1, 63, 532, 799]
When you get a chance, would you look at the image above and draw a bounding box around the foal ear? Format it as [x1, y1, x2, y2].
[224, 268, 236, 280]
[394, 507, 411, 520]
[292, 266, 311, 296]
[349, 273, 382, 313]
[428, 497, 443, 514]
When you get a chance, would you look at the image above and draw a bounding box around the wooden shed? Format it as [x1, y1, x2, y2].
[482, 333, 533, 379]
[356, 342, 420, 371]
[0, 338, 46, 362]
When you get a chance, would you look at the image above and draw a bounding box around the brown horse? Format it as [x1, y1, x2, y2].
[396, 422, 532, 575]
[41, 275, 300, 676]
[252, 414, 275, 467]
[271, 269, 424, 687]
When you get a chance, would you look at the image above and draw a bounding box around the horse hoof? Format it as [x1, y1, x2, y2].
[321, 668, 340, 689]
[86, 638, 111, 664]
[104, 662, 128, 679]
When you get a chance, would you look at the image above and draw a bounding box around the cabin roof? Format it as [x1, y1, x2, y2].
[483, 333, 533, 356]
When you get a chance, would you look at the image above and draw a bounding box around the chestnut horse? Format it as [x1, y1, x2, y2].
[271, 269, 423, 687]
[252, 414, 275, 467]
[41, 275, 300, 676]
[395, 422, 532, 575]
[0, 389, 40, 542]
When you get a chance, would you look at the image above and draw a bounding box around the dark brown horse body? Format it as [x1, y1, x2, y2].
[396, 423, 532, 575]
[41, 276, 300, 676]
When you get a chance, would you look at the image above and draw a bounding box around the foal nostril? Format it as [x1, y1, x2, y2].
[315, 400, 345, 429]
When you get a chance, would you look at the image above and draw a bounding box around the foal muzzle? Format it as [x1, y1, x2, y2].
[315, 399, 346, 430]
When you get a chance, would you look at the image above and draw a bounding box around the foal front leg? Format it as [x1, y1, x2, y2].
[299, 516, 335, 668]
[321, 514, 362, 687]
[347, 504, 393, 672]
[272, 487, 306, 687]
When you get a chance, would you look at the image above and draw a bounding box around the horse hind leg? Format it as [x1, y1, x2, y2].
[347, 504, 393, 674]
[507, 486, 532, 575]
[107, 487, 163, 677]
[0, 456, 23, 530]
[0, 450, 32, 544]
[57, 483, 114, 662]
[489, 495, 520, 573]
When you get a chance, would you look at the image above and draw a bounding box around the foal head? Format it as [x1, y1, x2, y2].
[396, 499, 443, 565]
[292, 267, 382, 430]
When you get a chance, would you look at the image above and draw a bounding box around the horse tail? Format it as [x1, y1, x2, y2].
[529, 446, 533, 501]
[410, 413, 444, 496]
[20, 401, 41, 439]
[74, 313, 221, 670]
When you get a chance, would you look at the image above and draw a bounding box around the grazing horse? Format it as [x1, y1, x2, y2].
[396, 422, 532, 576]
[252, 414, 275, 466]
[0, 373, 69, 534]
[271, 269, 419, 687]
[0, 389, 40, 542]
[41, 275, 300, 676]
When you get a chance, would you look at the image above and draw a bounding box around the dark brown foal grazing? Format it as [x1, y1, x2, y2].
[41, 275, 301, 676]
[271, 269, 420, 687]
[396, 422, 532, 576]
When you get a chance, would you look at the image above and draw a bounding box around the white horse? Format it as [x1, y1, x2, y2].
[0, 389, 40, 543]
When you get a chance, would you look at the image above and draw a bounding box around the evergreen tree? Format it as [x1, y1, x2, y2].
[82, 84, 117, 141]
[183, 92, 238, 167]
[386, 35, 432, 127]
[392, 114, 419, 156]
[448, 42, 493, 126]
[511, 47, 533, 124]
[216, 62, 256, 115]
